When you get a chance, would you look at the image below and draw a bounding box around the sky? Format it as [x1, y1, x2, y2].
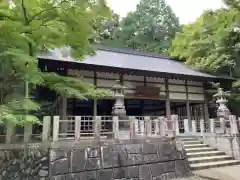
[106, 0, 225, 24]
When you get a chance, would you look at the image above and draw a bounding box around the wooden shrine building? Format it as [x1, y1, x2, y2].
[37, 46, 234, 125]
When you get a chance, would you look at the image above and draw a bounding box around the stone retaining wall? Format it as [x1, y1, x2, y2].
[0, 138, 191, 180]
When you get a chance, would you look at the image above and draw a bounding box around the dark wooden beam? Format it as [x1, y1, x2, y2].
[165, 78, 171, 120]
[185, 80, 192, 130]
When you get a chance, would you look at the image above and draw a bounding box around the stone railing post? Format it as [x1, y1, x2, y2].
[74, 116, 81, 141]
[238, 117, 240, 128]
[210, 119, 215, 133]
[229, 115, 238, 134]
[42, 116, 51, 142]
[171, 115, 179, 136]
[113, 116, 119, 140]
[53, 116, 60, 142]
[5, 121, 15, 144]
[130, 116, 136, 139]
[140, 119, 145, 136]
[94, 116, 101, 142]
[134, 118, 139, 135]
[192, 120, 197, 133]
[145, 116, 151, 137]
[154, 118, 160, 135]
[159, 117, 166, 137]
[184, 119, 189, 133]
[220, 117, 225, 133]
[24, 123, 32, 143]
[200, 119, 205, 136]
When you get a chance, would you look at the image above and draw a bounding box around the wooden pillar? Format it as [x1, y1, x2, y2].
[185, 80, 191, 131]
[59, 67, 68, 135]
[165, 79, 171, 120]
[204, 91, 209, 121]
[120, 74, 123, 85]
[93, 71, 97, 117]
[60, 94, 67, 119]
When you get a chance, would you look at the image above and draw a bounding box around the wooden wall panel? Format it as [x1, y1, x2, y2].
[68, 69, 94, 77]
[97, 79, 117, 88]
[169, 85, 186, 92]
[123, 75, 144, 81]
[97, 72, 119, 79]
[169, 79, 185, 85]
[187, 81, 203, 86]
[188, 94, 204, 101]
[82, 77, 94, 84]
[124, 81, 144, 89]
[146, 83, 165, 91]
[169, 93, 187, 100]
[188, 86, 204, 93]
[146, 77, 164, 83]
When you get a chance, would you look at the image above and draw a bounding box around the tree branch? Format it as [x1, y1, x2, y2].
[21, 0, 29, 23]
[28, 0, 68, 24]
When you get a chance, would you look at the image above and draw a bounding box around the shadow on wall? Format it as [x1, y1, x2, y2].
[0, 138, 192, 180]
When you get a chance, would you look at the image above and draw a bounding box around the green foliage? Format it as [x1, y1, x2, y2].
[170, 9, 239, 73]
[224, 0, 240, 9]
[100, 0, 180, 53]
[169, 2, 240, 115]
[0, 0, 110, 125]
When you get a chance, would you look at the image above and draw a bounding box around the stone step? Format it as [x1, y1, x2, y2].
[183, 144, 208, 148]
[181, 137, 198, 141]
[183, 141, 202, 145]
[190, 160, 240, 170]
[185, 147, 217, 153]
[188, 155, 234, 164]
[187, 151, 226, 158]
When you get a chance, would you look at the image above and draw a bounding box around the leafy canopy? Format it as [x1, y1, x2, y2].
[0, 0, 110, 125]
[170, 9, 240, 74]
[101, 0, 181, 53]
[169, 0, 240, 115]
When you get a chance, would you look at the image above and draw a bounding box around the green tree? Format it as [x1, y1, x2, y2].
[0, 0, 110, 125]
[103, 0, 180, 53]
[170, 9, 238, 73]
[99, 11, 120, 40]
[169, 2, 240, 115]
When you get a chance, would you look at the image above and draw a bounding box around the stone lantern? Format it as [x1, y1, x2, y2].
[112, 80, 131, 138]
[213, 85, 231, 133]
[112, 80, 126, 117]
[213, 87, 231, 118]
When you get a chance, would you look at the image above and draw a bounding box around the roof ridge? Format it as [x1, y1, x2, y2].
[94, 45, 171, 60]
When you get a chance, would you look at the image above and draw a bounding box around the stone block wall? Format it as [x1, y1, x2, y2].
[0, 138, 191, 180]
[0, 147, 49, 180]
[50, 139, 191, 180]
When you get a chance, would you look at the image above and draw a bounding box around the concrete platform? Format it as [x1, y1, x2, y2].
[193, 165, 240, 180]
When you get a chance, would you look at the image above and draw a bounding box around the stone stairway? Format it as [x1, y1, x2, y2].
[181, 136, 240, 170]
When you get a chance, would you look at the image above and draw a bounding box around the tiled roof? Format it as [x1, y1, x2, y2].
[37, 47, 234, 81]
